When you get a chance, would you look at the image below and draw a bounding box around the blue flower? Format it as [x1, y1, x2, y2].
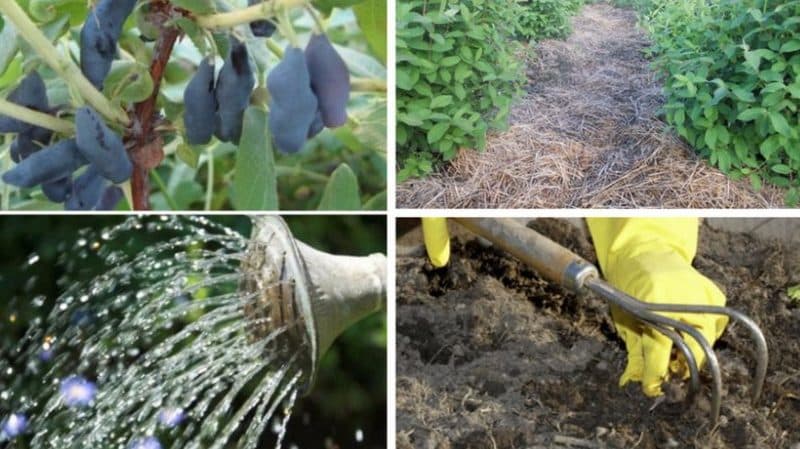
[39, 348, 54, 361]
[2, 413, 27, 438]
[128, 436, 162, 449]
[158, 407, 186, 428]
[59, 376, 97, 407]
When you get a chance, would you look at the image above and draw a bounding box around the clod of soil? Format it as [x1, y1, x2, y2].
[397, 3, 783, 209]
[396, 219, 800, 449]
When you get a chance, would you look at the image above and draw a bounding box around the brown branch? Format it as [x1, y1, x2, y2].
[129, 1, 183, 210]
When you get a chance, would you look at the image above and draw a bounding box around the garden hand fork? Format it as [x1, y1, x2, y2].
[453, 217, 768, 424]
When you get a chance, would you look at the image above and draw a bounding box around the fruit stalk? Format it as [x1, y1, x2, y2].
[0, 99, 72, 134]
[0, 0, 129, 125]
[195, 0, 306, 30]
[130, 20, 182, 210]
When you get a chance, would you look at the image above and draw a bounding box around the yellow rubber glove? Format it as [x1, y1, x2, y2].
[421, 218, 450, 268]
[586, 218, 728, 397]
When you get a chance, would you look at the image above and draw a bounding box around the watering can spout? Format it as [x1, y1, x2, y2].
[244, 216, 386, 391]
[295, 240, 386, 357]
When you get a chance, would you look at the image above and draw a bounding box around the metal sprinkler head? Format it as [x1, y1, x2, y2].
[240, 216, 386, 393]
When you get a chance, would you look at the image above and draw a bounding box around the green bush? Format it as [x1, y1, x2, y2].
[643, 0, 800, 204]
[396, 0, 526, 180]
[514, 0, 584, 40]
[396, 0, 586, 180]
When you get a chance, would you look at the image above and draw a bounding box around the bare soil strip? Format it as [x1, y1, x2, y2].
[397, 4, 785, 209]
[396, 219, 800, 449]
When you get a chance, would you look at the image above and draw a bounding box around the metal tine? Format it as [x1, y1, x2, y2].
[585, 278, 723, 424]
[644, 321, 701, 398]
[640, 303, 768, 404]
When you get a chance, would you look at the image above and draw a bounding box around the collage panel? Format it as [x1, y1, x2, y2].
[397, 217, 799, 448]
[0, 0, 386, 212]
[397, 1, 800, 209]
[0, 215, 387, 448]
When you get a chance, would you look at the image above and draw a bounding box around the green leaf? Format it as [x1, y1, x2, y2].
[769, 111, 793, 137]
[313, 0, 364, 15]
[396, 69, 417, 90]
[354, 0, 386, 64]
[318, 163, 362, 210]
[786, 188, 800, 207]
[780, 40, 800, 53]
[771, 164, 792, 175]
[750, 173, 763, 192]
[427, 122, 449, 144]
[104, 61, 154, 104]
[737, 107, 765, 122]
[233, 107, 278, 210]
[430, 95, 452, 109]
[730, 86, 756, 103]
[788, 83, 800, 99]
[705, 127, 718, 149]
[0, 57, 22, 90]
[177, 143, 199, 169]
[0, 20, 18, 74]
[440, 56, 460, 67]
[170, 0, 215, 14]
[173, 17, 206, 53]
[362, 190, 387, 210]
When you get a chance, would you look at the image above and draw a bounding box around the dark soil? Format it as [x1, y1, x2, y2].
[396, 219, 800, 449]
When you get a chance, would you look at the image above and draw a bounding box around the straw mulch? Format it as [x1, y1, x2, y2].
[397, 4, 785, 209]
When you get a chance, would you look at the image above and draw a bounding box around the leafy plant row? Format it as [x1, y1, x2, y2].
[396, 0, 585, 181]
[634, 0, 800, 205]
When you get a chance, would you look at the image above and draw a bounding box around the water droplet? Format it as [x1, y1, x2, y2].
[32, 295, 46, 307]
[27, 254, 40, 266]
[356, 429, 364, 442]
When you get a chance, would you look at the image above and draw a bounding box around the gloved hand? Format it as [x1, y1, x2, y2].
[421, 218, 450, 268]
[586, 218, 728, 397]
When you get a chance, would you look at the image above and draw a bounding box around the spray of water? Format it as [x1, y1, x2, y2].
[0, 216, 312, 449]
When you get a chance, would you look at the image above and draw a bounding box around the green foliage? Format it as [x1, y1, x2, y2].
[396, 0, 526, 181]
[233, 107, 278, 210]
[396, 0, 585, 181]
[641, 0, 800, 205]
[353, 0, 387, 64]
[0, 0, 387, 211]
[514, 0, 584, 40]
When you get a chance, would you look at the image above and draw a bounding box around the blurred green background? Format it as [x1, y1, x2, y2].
[0, 215, 386, 449]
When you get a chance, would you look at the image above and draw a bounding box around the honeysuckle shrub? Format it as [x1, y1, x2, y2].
[641, 0, 800, 205]
[397, 0, 585, 181]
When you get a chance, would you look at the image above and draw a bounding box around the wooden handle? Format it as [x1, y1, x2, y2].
[454, 218, 595, 288]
